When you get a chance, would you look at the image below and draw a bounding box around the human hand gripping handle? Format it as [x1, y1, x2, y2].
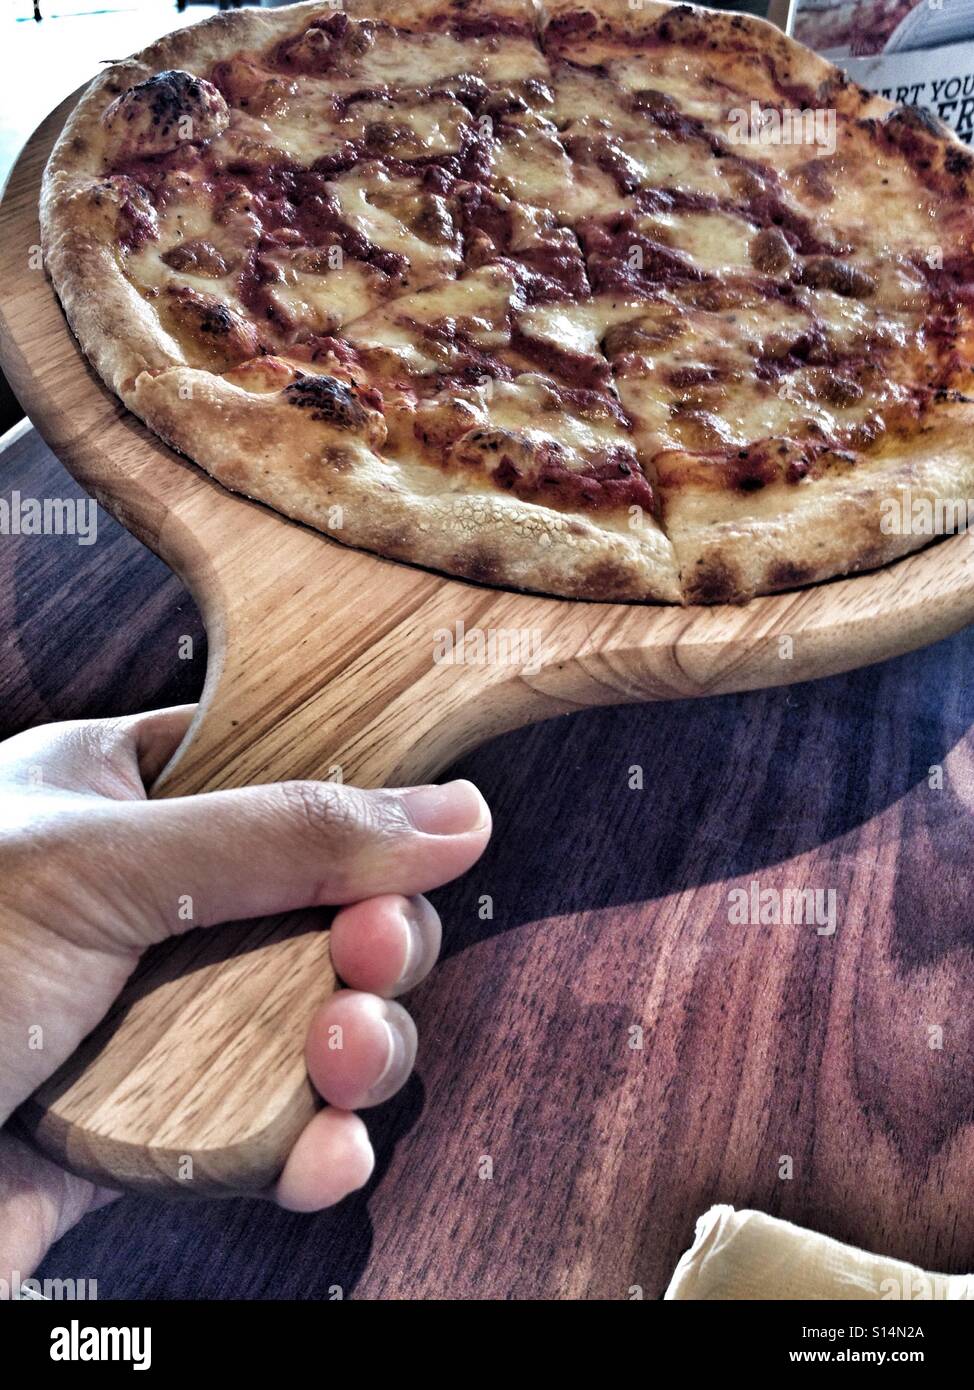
[0, 706, 490, 1280]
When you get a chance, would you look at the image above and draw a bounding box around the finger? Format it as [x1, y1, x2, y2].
[329, 894, 442, 997]
[129, 705, 198, 786]
[305, 991, 418, 1111]
[0, 1133, 118, 1283]
[272, 1108, 374, 1213]
[0, 705, 196, 799]
[103, 779, 490, 938]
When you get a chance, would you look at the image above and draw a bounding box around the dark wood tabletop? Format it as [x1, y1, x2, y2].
[3, 420, 974, 1300]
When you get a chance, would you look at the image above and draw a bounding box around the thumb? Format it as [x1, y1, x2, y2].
[93, 776, 491, 940]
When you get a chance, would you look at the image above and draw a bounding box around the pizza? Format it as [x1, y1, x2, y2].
[40, 0, 974, 603]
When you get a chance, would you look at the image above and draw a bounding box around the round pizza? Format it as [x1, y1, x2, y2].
[40, 0, 974, 603]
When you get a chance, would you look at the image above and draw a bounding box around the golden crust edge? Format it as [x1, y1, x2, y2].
[129, 364, 684, 603]
[667, 408, 974, 603]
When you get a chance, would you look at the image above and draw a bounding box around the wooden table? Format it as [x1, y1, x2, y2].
[3, 420, 974, 1299]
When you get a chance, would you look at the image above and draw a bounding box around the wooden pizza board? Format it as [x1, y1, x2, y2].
[3, 94, 974, 1197]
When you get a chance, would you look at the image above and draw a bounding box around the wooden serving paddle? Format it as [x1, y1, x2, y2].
[3, 96, 974, 1197]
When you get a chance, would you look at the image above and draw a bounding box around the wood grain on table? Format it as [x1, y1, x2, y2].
[3, 422, 974, 1300]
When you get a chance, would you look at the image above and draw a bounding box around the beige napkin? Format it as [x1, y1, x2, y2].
[664, 1205, 974, 1301]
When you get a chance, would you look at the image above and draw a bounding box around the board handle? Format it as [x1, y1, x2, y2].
[13, 541, 621, 1198]
[15, 501, 928, 1196]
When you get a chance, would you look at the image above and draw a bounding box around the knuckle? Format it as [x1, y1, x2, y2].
[279, 780, 355, 839]
[278, 780, 409, 848]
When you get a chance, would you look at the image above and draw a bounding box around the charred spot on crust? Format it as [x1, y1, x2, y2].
[103, 69, 228, 158]
[144, 71, 206, 121]
[124, 70, 222, 135]
[284, 375, 369, 428]
[874, 103, 970, 187]
[886, 103, 945, 140]
[767, 560, 814, 590]
[195, 302, 236, 337]
[945, 144, 974, 178]
[454, 548, 501, 586]
[726, 440, 796, 492]
[577, 558, 638, 601]
[685, 557, 741, 604]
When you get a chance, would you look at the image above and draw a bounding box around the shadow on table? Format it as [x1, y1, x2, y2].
[36, 624, 974, 1297]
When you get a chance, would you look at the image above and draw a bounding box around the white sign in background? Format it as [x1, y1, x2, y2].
[780, 0, 974, 143]
[839, 38, 974, 143]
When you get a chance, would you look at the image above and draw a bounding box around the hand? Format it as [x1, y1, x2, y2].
[0, 706, 491, 1283]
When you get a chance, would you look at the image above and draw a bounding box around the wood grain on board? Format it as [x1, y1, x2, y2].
[4, 425, 974, 1297]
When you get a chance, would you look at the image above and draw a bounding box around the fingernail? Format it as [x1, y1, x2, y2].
[367, 1005, 416, 1106]
[393, 898, 437, 993]
[403, 780, 489, 835]
[394, 904, 424, 991]
[334, 1116, 375, 1200]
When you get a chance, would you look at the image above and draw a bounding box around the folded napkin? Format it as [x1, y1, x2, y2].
[665, 1205, 974, 1301]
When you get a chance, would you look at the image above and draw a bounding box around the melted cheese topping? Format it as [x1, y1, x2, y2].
[491, 124, 611, 218]
[330, 168, 460, 277]
[516, 296, 642, 356]
[608, 54, 736, 125]
[612, 292, 911, 461]
[488, 374, 632, 460]
[548, 64, 650, 136]
[636, 209, 755, 273]
[619, 133, 733, 200]
[106, 7, 973, 518]
[264, 256, 382, 333]
[126, 181, 247, 313]
[407, 373, 636, 462]
[320, 26, 549, 89]
[345, 264, 517, 372]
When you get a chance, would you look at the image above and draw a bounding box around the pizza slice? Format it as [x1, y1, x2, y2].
[60, 2, 564, 370]
[116, 154, 467, 362]
[603, 274, 974, 601]
[534, 1, 974, 600]
[129, 261, 682, 601]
